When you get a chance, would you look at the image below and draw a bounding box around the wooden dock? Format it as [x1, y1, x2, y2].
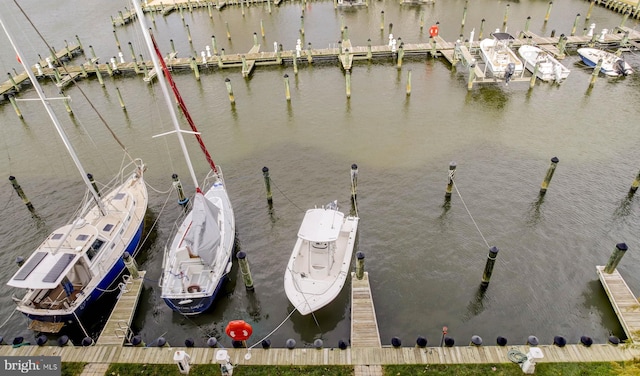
[597, 265, 640, 343]
[351, 272, 381, 348]
[95, 271, 146, 346]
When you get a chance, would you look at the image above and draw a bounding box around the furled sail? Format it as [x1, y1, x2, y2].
[184, 192, 221, 266]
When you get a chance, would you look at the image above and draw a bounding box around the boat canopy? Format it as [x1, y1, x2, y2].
[183, 191, 221, 266]
[491, 32, 515, 40]
[297, 208, 344, 242]
[8, 251, 80, 289]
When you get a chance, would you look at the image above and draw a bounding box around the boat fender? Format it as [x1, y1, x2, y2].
[609, 335, 620, 345]
[187, 284, 202, 293]
[338, 339, 348, 350]
[416, 336, 428, 347]
[207, 337, 218, 347]
[444, 336, 455, 347]
[185, 338, 195, 347]
[527, 335, 539, 346]
[496, 336, 508, 346]
[391, 337, 402, 348]
[261, 339, 271, 349]
[553, 335, 566, 347]
[470, 335, 483, 346]
[314, 339, 323, 349]
[286, 338, 296, 349]
[580, 336, 593, 347]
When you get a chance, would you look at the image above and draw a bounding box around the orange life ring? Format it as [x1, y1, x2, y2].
[429, 25, 439, 38]
[225, 320, 253, 341]
[187, 285, 201, 293]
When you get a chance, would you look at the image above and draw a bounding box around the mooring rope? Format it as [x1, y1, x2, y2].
[452, 179, 491, 250]
[248, 308, 298, 350]
[507, 347, 529, 364]
[0, 309, 17, 330]
[269, 177, 304, 212]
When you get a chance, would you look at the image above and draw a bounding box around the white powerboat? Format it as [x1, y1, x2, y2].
[518, 45, 570, 83]
[577, 48, 633, 77]
[479, 31, 524, 82]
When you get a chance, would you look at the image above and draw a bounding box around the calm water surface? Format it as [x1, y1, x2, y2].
[0, 0, 639, 349]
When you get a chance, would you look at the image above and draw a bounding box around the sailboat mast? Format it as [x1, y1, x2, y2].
[131, 0, 200, 190]
[0, 12, 106, 215]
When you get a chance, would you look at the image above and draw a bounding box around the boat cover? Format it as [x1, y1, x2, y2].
[297, 208, 344, 242]
[491, 32, 515, 40]
[184, 192, 221, 266]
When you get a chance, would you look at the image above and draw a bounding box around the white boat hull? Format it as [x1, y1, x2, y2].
[284, 205, 359, 315]
[518, 45, 570, 82]
[577, 48, 633, 77]
[479, 36, 524, 78]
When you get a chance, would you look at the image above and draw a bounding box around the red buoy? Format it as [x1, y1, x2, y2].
[225, 320, 253, 341]
[429, 24, 439, 38]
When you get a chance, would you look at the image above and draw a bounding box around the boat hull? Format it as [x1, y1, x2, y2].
[577, 48, 633, 77]
[162, 270, 228, 315]
[518, 45, 570, 82]
[479, 36, 524, 78]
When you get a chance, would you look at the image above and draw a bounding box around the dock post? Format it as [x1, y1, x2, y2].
[267, 0, 271, 14]
[92, 61, 104, 86]
[524, 16, 531, 33]
[467, 61, 476, 90]
[241, 55, 248, 77]
[397, 43, 404, 68]
[343, 26, 349, 42]
[355, 252, 365, 280]
[589, 59, 603, 87]
[367, 39, 372, 60]
[630, 170, 640, 193]
[6, 73, 19, 92]
[212, 35, 218, 55]
[307, 43, 313, 63]
[172, 173, 189, 206]
[445, 161, 456, 200]
[571, 14, 580, 36]
[388, 22, 393, 36]
[260, 20, 265, 38]
[380, 11, 384, 31]
[186, 24, 193, 44]
[620, 10, 629, 28]
[406, 69, 412, 95]
[62, 89, 73, 114]
[262, 166, 273, 207]
[420, 10, 425, 30]
[556, 34, 567, 59]
[293, 53, 298, 74]
[481, 246, 499, 287]
[544, 1, 553, 23]
[226, 21, 231, 40]
[141, 55, 150, 80]
[346, 70, 351, 99]
[430, 36, 437, 57]
[586, 0, 595, 21]
[224, 78, 235, 105]
[115, 87, 126, 110]
[351, 163, 358, 208]
[540, 157, 559, 195]
[503, 4, 510, 31]
[253, 32, 258, 47]
[123, 252, 140, 279]
[64, 40, 72, 59]
[113, 29, 121, 52]
[604, 243, 628, 273]
[529, 62, 539, 88]
[461, 0, 468, 28]
[8, 94, 23, 119]
[479, 18, 485, 39]
[9, 176, 33, 211]
[300, 15, 305, 36]
[237, 251, 254, 291]
[89, 45, 97, 59]
[241, 0, 245, 16]
[620, 30, 629, 47]
[87, 173, 100, 196]
[191, 57, 200, 80]
[284, 74, 291, 101]
[276, 44, 282, 64]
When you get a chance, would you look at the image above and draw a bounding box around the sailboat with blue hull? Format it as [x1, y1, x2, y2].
[1, 7, 148, 332]
[132, 0, 236, 315]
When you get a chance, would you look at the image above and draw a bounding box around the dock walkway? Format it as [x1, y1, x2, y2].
[597, 265, 640, 343]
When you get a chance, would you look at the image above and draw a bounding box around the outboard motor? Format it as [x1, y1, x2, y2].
[614, 59, 629, 76]
[504, 62, 515, 84]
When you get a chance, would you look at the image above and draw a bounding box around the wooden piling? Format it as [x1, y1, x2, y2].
[293, 53, 298, 74]
[115, 87, 126, 110]
[406, 69, 411, 95]
[226, 21, 231, 39]
[345, 70, 351, 99]
[89, 45, 96, 59]
[571, 13, 580, 36]
[123, 252, 140, 279]
[461, 0, 468, 28]
[503, 4, 510, 31]
[397, 43, 404, 68]
[191, 57, 200, 80]
[524, 16, 531, 33]
[604, 243, 628, 274]
[8, 176, 33, 211]
[445, 162, 456, 199]
[420, 10, 425, 30]
[620, 11, 630, 28]
[529, 62, 539, 88]
[260, 20, 265, 38]
[479, 18, 485, 40]
[262, 166, 273, 206]
[556, 34, 567, 59]
[284, 74, 291, 101]
[307, 43, 313, 63]
[544, 1, 553, 23]
[225, 78, 235, 104]
[467, 61, 476, 90]
[8, 95, 22, 119]
[237, 251, 254, 291]
[212, 35, 218, 55]
[540, 157, 559, 194]
[172, 173, 189, 206]
[355, 252, 365, 280]
[113, 29, 121, 51]
[300, 15, 305, 36]
[481, 246, 499, 287]
[380, 11, 384, 31]
[367, 39, 372, 60]
[590, 59, 603, 87]
[586, 0, 595, 21]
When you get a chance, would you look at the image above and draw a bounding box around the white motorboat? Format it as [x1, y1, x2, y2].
[1, 11, 148, 332]
[284, 201, 359, 315]
[577, 47, 633, 77]
[518, 45, 570, 83]
[479, 31, 524, 82]
[132, 0, 236, 315]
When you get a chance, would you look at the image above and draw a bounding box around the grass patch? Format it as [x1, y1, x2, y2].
[383, 362, 623, 375]
[61, 362, 86, 376]
[105, 363, 354, 375]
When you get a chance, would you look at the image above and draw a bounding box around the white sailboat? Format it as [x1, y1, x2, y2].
[131, 0, 236, 315]
[1, 10, 148, 332]
[284, 201, 359, 315]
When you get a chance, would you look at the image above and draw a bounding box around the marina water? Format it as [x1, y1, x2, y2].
[0, 0, 639, 348]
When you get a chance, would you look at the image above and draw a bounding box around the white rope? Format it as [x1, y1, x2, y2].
[0, 309, 17, 330]
[248, 307, 298, 349]
[452, 179, 491, 250]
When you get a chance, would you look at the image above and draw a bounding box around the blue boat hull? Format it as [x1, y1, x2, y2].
[163, 270, 228, 315]
[23, 220, 145, 324]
